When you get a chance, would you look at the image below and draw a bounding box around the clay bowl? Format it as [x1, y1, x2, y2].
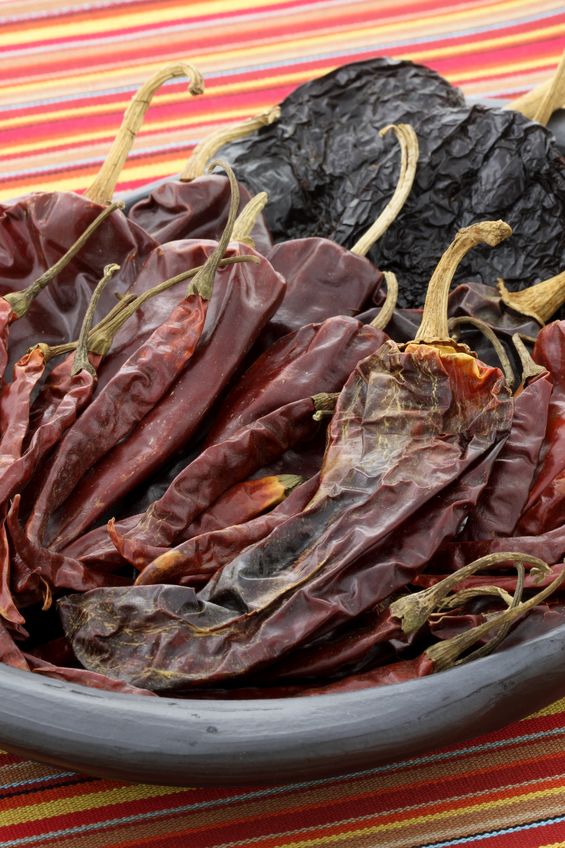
[2, 108, 565, 785]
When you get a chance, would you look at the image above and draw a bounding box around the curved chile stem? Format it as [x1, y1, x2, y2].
[414, 221, 512, 346]
[448, 315, 515, 388]
[4, 201, 124, 319]
[231, 192, 269, 246]
[370, 271, 398, 331]
[312, 392, 339, 421]
[512, 333, 547, 386]
[350, 124, 419, 256]
[187, 160, 240, 300]
[533, 50, 565, 125]
[180, 106, 280, 182]
[426, 563, 565, 672]
[497, 271, 565, 325]
[390, 551, 551, 636]
[85, 62, 204, 205]
[72, 264, 120, 376]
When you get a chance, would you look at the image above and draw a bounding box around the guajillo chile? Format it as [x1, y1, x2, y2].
[260, 124, 418, 347]
[516, 321, 565, 534]
[46, 219, 287, 548]
[0, 200, 122, 385]
[0, 266, 120, 620]
[26, 161, 242, 551]
[128, 108, 278, 252]
[462, 335, 552, 540]
[0, 63, 203, 366]
[184, 474, 303, 538]
[59, 476, 320, 582]
[203, 271, 398, 448]
[59, 222, 515, 691]
[110, 393, 338, 569]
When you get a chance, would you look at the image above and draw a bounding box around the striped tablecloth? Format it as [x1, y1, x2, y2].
[2, 0, 565, 845]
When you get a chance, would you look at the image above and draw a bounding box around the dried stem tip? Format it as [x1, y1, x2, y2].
[497, 271, 565, 325]
[181, 105, 281, 181]
[414, 221, 512, 345]
[231, 192, 269, 246]
[187, 160, 240, 300]
[351, 124, 419, 256]
[370, 271, 398, 331]
[86, 62, 204, 205]
[72, 264, 120, 377]
[512, 333, 547, 386]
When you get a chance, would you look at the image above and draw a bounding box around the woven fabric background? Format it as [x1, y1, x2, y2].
[2, 0, 565, 845]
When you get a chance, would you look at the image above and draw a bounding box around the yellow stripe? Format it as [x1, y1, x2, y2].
[0, 66, 309, 130]
[5, 14, 565, 106]
[0, 0, 292, 47]
[269, 784, 565, 847]
[1, 783, 185, 826]
[0, 105, 271, 156]
[530, 697, 565, 718]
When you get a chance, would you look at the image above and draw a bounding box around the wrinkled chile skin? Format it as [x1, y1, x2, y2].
[127, 175, 273, 255]
[219, 57, 565, 308]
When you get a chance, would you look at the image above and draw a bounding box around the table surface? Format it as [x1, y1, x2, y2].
[2, 0, 565, 845]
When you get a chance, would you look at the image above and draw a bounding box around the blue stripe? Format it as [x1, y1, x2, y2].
[2, 723, 565, 847]
[420, 814, 565, 847]
[0, 771, 76, 791]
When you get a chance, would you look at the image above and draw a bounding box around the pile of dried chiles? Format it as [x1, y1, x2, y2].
[2, 56, 565, 698]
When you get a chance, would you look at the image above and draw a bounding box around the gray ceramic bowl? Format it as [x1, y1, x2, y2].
[1, 104, 565, 787]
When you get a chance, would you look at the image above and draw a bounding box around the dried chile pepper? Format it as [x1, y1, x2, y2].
[109, 393, 337, 569]
[462, 335, 552, 540]
[0, 63, 203, 365]
[127, 108, 278, 253]
[24, 654, 157, 697]
[45, 231, 287, 544]
[133, 475, 321, 589]
[259, 125, 417, 346]
[26, 164, 243, 551]
[58, 221, 516, 691]
[60, 475, 320, 583]
[219, 57, 565, 308]
[516, 321, 565, 534]
[185, 474, 302, 539]
[203, 272, 397, 448]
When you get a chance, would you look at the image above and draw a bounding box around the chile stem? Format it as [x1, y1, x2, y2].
[370, 271, 398, 330]
[180, 106, 280, 182]
[414, 221, 512, 345]
[187, 160, 240, 300]
[72, 264, 120, 376]
[426, 564, 564, 672]
[511, 333, 547, 385]
[497, 271, 565, 325]
[85, 63, 204, 205]
[350, 124, 419, 256]
[231, 192, 269, 246]
[88, 254, 256, 357]
[4, 201, 124, 319]
[390, 552, 551, 636]
[448, 315, 515, 387]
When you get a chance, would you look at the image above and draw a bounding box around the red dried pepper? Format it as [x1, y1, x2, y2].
[185, 474, 302, 539]
[462, 335, 552, 540]
[27, 164, 242, 551]
[24, 654, 157, 697]
[60, 474, 320, 583]
[0, 64, 203, 365]
[517, 321, 565, 534]
[109, 393, 337, 569]
[135, 475, 321, 588]
[46, 237, 287, 546]
[58, 221, 516, 691]
[127, 109, 278, 253]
